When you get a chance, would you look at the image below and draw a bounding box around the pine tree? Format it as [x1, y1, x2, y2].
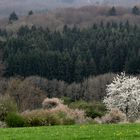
[28, 10, 34, 16]
[108, 6, 117, 16]
[9, 11, 18, 21]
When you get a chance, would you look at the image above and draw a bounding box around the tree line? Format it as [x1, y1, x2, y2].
[1, 22, 140, 83]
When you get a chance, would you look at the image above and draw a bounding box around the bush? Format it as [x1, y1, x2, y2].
[0, 95, 17, 121]
[61, 97, 72, 105]
[69, 100, 106, 119]
[5, 112, 26, 127]
[42, 98, 63, 110]
[21, 98, 88, 126]
[0, 121, 7, 128]
[43, 98, 88, 124]
[62, 117, 75, 125]
[22, 109, 62, 126]
[26, 117, 44, 126]
[21, 109, 75, 126]
[97, 108, 126, 124]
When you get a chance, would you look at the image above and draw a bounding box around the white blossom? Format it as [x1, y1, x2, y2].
[103, 72, 140, 122]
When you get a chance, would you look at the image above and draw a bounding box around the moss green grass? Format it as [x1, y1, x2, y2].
[0, 124, 140, 140]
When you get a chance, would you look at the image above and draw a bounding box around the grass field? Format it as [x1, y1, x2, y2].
[0, 124, 140, 140]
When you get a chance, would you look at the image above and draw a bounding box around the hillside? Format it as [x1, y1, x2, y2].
[0, 0, 99, 18]
[1, 5, 140, 32]
[0, 0, 140, 17]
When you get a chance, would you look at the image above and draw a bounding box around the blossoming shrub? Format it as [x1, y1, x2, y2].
[42, 98, 62, 110]
[21, 98, 88, 126]
[42, 98, 88, 124]
[101, 108, 126, 124]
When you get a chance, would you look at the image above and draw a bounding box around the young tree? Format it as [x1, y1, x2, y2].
[132, 6, 140, 15]
[103, 72, 140, 122]
[28, 10, 34, 16]
[108, 6, 117, 16]
[9, 11, 18, 21]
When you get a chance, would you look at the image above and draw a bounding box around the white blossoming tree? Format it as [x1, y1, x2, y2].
[103, 72, 140, 122]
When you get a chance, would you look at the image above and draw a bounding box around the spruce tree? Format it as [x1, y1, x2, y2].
[108, 6, 117, 16]
[9, 11, 18, 21]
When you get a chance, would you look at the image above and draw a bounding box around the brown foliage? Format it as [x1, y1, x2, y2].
[65, 73, 115, 101]
[1, 5, 140, 32]
[0, 73, 115, 112]
[95, 108, 126, 124]
[0, 95, 17, 121]
[22, 98, 88, 126]
[5, 77, 46, 111]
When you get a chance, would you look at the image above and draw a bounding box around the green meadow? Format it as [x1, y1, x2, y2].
[0, 124, 140, 140]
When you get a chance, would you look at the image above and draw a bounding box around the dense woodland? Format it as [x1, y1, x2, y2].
[0, 21, 139, 83]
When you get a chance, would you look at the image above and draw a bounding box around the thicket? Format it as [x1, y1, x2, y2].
[0, 74, 112, 126]
[0, 95, 17, 121]
[0, 74, 114, 109]
[5, 98, 90, 127]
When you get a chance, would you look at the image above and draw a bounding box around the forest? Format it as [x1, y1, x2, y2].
[0, 21, 140, 83]
[1, 5, 140, 130]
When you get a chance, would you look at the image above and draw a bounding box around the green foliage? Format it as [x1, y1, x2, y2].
[62, 117, 75, 125]
[0, 95, 17, 121]
[22, 110, 75, 127]
[69, 100, 106, 119]
[55, 112, 75, 125]
[61, 97, 73, 105]
[2, 22, 140, 83]
[23, 112, 75, 127]
[26, 117, 47, 126]
[45, 114, 61, 126]
[5, 112, 26, 127]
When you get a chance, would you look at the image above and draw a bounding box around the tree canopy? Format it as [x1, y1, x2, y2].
[1, 22, 140, 83]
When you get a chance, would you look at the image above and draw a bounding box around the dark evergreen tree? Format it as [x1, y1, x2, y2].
[132, 6, 140, 15]
[28, 10, 34, 16]
[2, 22, 140, 83]
[9, 11, 18, 21]
[108, 6, 117, 16]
